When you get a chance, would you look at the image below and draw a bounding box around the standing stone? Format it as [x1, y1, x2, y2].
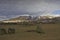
[8, 28, 15, 34]
[36, 24, 44, 33]
[0, 28, 7, 35]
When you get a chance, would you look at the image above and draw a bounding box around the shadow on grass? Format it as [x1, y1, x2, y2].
[25, 30, 45, 34]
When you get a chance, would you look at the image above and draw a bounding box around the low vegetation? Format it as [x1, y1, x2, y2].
[0, 22, 60, 40]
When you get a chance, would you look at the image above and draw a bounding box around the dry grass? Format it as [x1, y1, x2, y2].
[0, 23, 60, 40]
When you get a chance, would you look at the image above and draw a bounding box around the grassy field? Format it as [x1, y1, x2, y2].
[0, 23, 60, 40]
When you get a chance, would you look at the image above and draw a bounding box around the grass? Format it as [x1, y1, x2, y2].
[0, 23, 60, 40]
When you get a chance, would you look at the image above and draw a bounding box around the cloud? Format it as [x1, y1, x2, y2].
[0, 16, 6, 18]
[0, 0, 60, 20]
[0, 16, 8, 20]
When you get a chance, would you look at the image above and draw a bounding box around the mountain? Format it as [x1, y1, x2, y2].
[1, 16, 33, 23]
[6, 16, 32, 21]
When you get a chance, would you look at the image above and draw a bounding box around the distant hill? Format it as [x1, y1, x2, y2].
[1, 16, 33, 23]
[1, 15, 60, 23]
[6, 16, 32, 21]
[54, 17, 60, 22]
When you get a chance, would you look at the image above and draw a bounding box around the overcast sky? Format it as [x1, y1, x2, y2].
[0, 0, 60, 20]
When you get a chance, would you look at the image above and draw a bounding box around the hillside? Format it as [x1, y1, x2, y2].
[8, 16, 32, 21]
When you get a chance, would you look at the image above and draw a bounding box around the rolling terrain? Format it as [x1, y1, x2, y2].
[0, 23, 60, 40]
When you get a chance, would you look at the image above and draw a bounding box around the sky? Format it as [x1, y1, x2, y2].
[0, 0, 60, 20]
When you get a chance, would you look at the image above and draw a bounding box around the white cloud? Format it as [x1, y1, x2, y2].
[0, 0, 60, 20]
[16, 0, 60, 16]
